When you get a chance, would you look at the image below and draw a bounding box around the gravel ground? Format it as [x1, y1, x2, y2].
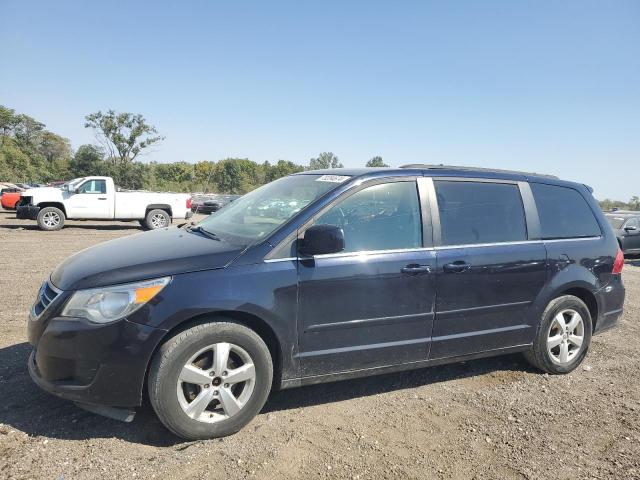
[1, 209, 639, 480]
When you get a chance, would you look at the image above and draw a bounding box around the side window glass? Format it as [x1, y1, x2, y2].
[531, 183, 601, 239]
[434, 181, 527, 246]
[79, 180, 106, 194]
[314, 181, 422, 253]
[627, 218, 639, 229]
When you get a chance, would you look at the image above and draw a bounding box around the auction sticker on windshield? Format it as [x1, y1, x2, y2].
[315, 175, 350, 183]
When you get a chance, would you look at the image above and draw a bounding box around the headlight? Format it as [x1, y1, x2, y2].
[61, 277, 170, 324]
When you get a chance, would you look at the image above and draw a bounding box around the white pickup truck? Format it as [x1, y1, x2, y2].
[16, 176, 192, 231]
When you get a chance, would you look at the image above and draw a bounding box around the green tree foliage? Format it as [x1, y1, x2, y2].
[598, 198, 640, 212]
[309, 152, 343, 170]
[365, 156, 388, 167]
[0, 105, 72, 182]
[84, 110, 164, 165]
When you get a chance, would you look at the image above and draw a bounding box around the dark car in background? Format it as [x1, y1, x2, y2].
[605, 212, 640, 255]
[27, 165, 625, 440]
[191, 194, 241, 214]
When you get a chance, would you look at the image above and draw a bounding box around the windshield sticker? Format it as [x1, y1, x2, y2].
[315, 175, 350, 183]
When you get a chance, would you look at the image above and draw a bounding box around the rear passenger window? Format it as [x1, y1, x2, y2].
[531, 183, 601, 239]
[435, 181, 527, 246]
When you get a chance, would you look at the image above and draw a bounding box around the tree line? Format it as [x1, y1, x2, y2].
[0, 105, 390, 194]
[1, 105, 637, 208]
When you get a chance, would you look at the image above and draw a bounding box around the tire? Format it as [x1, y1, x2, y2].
[37, 206, 65, 231]
[148, 320, 273, 440]
[143, 209, 171, 230]
[524, 295, 592, 374]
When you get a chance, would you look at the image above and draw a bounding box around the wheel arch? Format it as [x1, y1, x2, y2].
[146, 204, 173, 217]
[144, 310, 284, 399]
[37, 202, 67, 217]
[558, 286, 599, 331]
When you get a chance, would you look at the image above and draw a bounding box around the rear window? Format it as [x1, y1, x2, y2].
[531, 183, 601, 239]
[434, 181, 527, 246]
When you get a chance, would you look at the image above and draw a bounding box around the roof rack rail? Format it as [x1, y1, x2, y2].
[399, 164, 558, 179]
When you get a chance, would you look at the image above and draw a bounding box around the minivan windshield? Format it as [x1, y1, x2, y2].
[197, 174, 350, 244]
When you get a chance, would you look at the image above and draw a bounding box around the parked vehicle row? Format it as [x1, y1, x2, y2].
[27, 165, 625, 440]
[16, 176, 193, 230]
[191, 194, 241, 214]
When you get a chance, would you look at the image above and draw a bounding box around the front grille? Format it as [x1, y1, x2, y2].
[33, 281, 62, 318]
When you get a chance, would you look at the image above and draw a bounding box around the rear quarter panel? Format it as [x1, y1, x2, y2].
[114, 192, 189, 219]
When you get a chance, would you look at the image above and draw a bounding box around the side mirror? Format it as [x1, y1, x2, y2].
[625, 225, 638, 232]
[300, 224, 345, 256]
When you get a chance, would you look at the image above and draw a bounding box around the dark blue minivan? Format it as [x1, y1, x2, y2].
[27, 165, 626, 439]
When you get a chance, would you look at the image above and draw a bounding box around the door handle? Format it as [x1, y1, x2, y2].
[443, 261, 471, 273]
[98, 197, 107, 200]
[401, 264, 432, 275]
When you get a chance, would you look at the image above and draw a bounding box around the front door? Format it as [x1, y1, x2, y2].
[428, 179, 548, 359]
[297, 179, 436, 377]
[66, 179, 111, 219]
[623, 218, 640, 252]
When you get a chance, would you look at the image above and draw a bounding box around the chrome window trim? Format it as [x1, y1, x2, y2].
[262, 236, 603, 263]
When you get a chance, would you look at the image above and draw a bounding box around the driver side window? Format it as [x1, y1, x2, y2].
[314, 181, 422, 253]
[78, 180, 106, 194]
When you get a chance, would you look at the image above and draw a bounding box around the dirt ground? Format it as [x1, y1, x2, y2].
[0, 209, 639, 480]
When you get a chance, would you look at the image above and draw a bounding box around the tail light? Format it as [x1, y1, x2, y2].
[612, 248, 624, 274]
[186, 198, 192, 209]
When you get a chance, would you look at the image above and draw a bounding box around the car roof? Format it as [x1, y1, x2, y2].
[297, 165, 587, 190]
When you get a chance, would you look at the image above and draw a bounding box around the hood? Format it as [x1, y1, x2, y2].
[24, 186, 64, 200]
[51, 227, 246, 291]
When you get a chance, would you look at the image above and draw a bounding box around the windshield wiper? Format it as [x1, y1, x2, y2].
[187, 225, 221, 241]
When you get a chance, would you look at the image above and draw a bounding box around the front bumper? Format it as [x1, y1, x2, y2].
[28, 314, 166, 407]
[17, 204, 39, 220]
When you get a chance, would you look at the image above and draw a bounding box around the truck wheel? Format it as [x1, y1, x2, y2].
[37, 207, 65, 231]
[143, 209, 171, 230]
[148, 320, 273, 440]
[524, 295, 592, 374]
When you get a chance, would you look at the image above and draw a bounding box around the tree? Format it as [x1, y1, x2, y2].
[84, 110, 164, 165]
[630, 196, 640, 211]
[366, 156, 388, 168]
[265, 159, 305, 182]
[70, 145, 105, 177]
[309, 152, 343, 170]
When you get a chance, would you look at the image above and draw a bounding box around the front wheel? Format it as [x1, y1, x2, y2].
[148, 321, 273, 440]
[37, 207, 65, 231]
[524, 295, 592, 374]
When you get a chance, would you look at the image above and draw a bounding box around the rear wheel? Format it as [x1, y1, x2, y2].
[524, 295, 592, 374]
[148, 321, 273, 440]
[143, 209, 170, 230]
[37, 207, 65, 231]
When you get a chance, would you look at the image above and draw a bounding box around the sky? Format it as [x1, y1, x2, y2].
[1, 0, 638, 200]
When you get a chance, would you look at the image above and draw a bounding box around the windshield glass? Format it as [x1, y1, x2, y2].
[198, 174, 350, 244]
[606, 216, 627, 229]
[63, 178, 85, 190]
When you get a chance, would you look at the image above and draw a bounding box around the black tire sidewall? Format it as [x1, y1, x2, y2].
[37, 207, 65, 231]
[534, 296, 593, 374]
[149, 321, 273, 440]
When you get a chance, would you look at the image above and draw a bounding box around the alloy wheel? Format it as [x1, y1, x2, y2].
[176, 342, 256, 423]
[43, 211, 61, 228]
[547, 309, 585, 364]
[151, 213, 168, 228]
